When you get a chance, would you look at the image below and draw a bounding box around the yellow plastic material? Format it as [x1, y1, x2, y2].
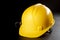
[19, 3, 55, 38]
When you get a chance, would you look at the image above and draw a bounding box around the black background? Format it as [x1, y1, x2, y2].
[8, 0, 60, 39]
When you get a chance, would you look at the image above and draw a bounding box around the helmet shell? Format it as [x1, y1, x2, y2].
[19, 3, 55, 38]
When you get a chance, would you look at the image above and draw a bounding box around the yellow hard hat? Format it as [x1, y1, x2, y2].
[19, 3, 55, 38]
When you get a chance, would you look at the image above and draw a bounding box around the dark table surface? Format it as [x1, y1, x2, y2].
[19, 14, 60, 40]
